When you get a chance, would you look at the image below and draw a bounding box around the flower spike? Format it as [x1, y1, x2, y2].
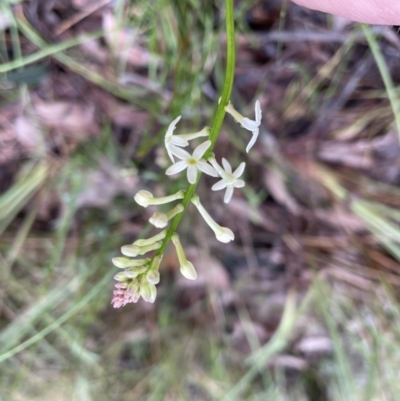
[171, 234, 197, 280]
[166, 140, 218, 184]
[134, 189, 185, 208]
[191, 195, 234, 243]
[225, 100, 262, 152]
[209, 157, 245, 203]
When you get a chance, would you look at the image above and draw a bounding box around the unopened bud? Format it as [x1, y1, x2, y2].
[171, 234, 197, 280]
[134, 189, 185, 208]
[121, 242, 162, 257]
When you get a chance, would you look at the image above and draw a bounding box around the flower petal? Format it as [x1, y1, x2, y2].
[171, 136, 189, 147]
[166, 160, 187, 175]
[222, 158, 232, 174]
[255, 100, 262, 124]
[212, 179, 228, 191]
[209, 157, 223, 175]
[246, 129, 259, 153]
[187, 165, 198, 184]
[170, 145, 191, 160]
[241, 118, 259, 131]
[166, 116, 181, 138]
[234, 179, 245, 188]
[233, 162, 245, 178]
[166, 145, 175, 163]
[193, 140, 211, 159]
[197, 160, 218, 177]
[224, 186, 234, 203]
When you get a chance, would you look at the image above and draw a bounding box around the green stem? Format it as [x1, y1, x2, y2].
[154, 0, 236, 258]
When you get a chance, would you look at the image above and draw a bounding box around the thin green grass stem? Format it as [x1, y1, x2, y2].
[0, 271, 113, 363]
[0, 30, 105, 74]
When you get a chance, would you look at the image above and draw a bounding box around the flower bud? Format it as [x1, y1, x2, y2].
[134, 189, 185, 208]
[149, 212, 168, 228]
[180, 260, 197, 280]
[149, 204, 184, 228]
[140, 280, 157, 303]
[126, 280, 139, 297]
[114, 272, 128, 282]
[112, 257, 149, 269]
[134, 230, 166, 247]
[171, 234, 197, 280]
[134, 190, 153, 207]
[124, 265, 148, 278]
[146, 269, 160, 284]
[215, 227, 235, 243]
[121, 242, 162, 257]
[191, 195, 235, 243]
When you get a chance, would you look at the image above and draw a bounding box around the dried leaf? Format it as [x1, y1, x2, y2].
[264, 168, 300, 215]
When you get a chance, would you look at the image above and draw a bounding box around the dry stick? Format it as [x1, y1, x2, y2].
[55, 0, 111, 36]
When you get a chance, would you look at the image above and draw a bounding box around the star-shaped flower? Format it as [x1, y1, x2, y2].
[164, 116, 210, 162]
[165, 140, 218, 184]
[164, 116, 188, 162]
[225, 100, 262, 153]
[210, 158, 245, 203]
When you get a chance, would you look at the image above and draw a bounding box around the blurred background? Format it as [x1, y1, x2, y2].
[1, 0, 400, 400]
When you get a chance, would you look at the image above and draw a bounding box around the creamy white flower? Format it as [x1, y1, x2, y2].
[225, 100, 262, 152]
[171, 234, 197, 280]
[112, 257, 150, 269]
[121, 241, 162, 257]
[164, 116, 188, 163]
[165, 140, 218, 184]
[209, 158, 245, 204]
[134, 189, 185, 208]
[191, 195, 234, 243]
[140, 280, 157, 303]
[149, 203, 184, 228]
[146, 255, 162, 284]
[165, 116, 210, 162]
[134, 230, 166, 247]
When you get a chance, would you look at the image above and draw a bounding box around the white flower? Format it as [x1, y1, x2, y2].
[149, 204, 184, 228]
[225, 100, 262, 152]
[146, 255, 162, 284]
[164, 116, 188, 162]
[191, 195, 235, 243]
[165, 140, 218, 184]
[121, 241, 162, 257]
[112, 257, 150, 269]
[164, 116, 210, 162]
[171, 234, 197, 280]
[209, 158, 245, 203]
[134, 189, 185, 208]
[140, 280, 157, 303]
[134, 230, 166, 247]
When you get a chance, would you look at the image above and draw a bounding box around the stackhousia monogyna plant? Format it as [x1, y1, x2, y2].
[111, 0, 262, 307]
